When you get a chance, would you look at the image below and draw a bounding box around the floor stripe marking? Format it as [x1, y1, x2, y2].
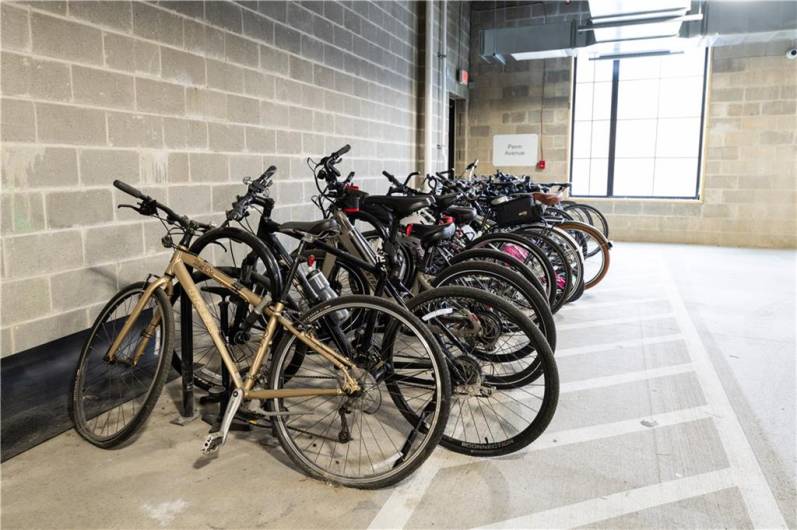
[476, 469, 738, 529]
[367, 406, 713, 529]
[558, 297, 668, 312]
[560, 363, 694, 393]
[554, 334, 685, 358]
[661, 270, 788, 528]
[557, 312, 675, 331]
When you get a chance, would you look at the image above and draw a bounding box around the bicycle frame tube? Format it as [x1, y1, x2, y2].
[105, 247, 360, 400]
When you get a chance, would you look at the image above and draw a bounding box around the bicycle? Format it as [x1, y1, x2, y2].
[70, 179, 452, 489]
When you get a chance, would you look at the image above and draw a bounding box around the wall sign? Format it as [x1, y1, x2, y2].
[492, 134, 539, 167]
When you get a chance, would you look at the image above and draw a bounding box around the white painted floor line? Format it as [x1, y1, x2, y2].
[368, 407, 714, 530]
[476, 468, 738, 529]
[661, 271, 788, 528]
[560, 363, 694, 394]
[557, 312, 675, 331]
[558, 296, 668, 312]
[516, 405, 714, 454]
[587, 282, 667, 294]
[368, 457, 443, 530]
[554, 334, 685, 358]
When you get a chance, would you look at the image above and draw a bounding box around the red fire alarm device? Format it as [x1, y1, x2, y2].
[536, 159, 546, 170]
[457, 69, 469, 85]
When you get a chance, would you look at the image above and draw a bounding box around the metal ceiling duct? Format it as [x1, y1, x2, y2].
[480, 0, 797, 63]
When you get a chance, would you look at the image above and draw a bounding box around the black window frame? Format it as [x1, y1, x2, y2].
[568, 49, 709, 200]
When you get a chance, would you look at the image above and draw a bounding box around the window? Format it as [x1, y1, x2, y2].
[569, 48, 708, 199]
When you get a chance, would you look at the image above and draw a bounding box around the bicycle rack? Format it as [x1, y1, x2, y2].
[171, 291, 200, 425]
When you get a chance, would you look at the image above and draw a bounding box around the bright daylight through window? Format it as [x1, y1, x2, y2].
[570, 48, 708, 198]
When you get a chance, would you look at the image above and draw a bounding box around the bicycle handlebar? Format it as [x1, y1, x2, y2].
[114, 179, 212, 232]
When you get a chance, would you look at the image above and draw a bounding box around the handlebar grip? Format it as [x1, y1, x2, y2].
[333, 144, 351, 158]
[113, 180, 148, 201]
[261, 165, 277, 179]
[382, 170, 397, 182]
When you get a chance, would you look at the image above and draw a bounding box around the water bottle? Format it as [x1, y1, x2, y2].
[305, 268, 350, 325]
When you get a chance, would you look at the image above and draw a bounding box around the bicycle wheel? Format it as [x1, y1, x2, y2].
[173, 267, 264, 390]
[467, 232, 557, 308]
[447, 247, 549, 301]
[172, 227, 280, 390]
[557, 221, 611, 289]
[397, 286, 559, 456]
[433, 260, 557, 352]
[521, 229, 583, 306]
[70, 282, 174, 448]
[268, 295, 451, 489]
[563, 203, 610, 239]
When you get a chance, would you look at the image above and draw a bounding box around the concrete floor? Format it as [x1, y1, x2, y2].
[2, 243, 795, 529]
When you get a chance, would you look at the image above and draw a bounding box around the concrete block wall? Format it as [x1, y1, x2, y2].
[466, 5, 796, 248]
[595, 42, 797, 248]
[1, 0, 465, 357]
[461, 1, 588, 178]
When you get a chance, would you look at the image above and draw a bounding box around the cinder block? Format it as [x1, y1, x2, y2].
[12, 309, 88, 353]
[1, 99, 35, 142]
[108, 112, 163, 148]
[36, 103, 107, 145]
[163, 118, 208, 149]
[245, 127, 276, 153]
[80, 149, 140, 186]
[2, 278, 50, 332]
[211, 183, 240, 212]
[3, 230, 83, 278]
[242, 11, 274, 43]
[46, 189, 113, 228]
[50, 265, 117, 312]
[276, 131, 302, 154]
[1, 192, 45, 235]
[189, 153, 228, 182]
[225, 33, 259, 67]
[84, 223, 144, 265]
[139, 151, 170, 184]
[132, 2, 183, 47]
[167, 184, 211, 214]
[227, 95, 261, 125]
[73, 66, 135, 109]
[207, 59, 244, 92]
[1, 4, 29, 51]
[243, 70, 275, 99]
[185, 88, 227, 120]
[161, 47, 206, 86]
[205, 0, 243, 33]
[744, 86, 780, 101]
[1, 52, 71, 101]
[69, 1, 132, 31]
[103, 33, 160, 75]
[208, 123, 246, 152]
[136, 78, 185, 115]
[762, 101, 797, 115]
[184, 20, 226, 59]
[229, 154, 263, 181]
[289, 56, 315, 83]
[168, 153, 189, 182]
[31, 12, 103, 64]
[2, 146, 78, 188]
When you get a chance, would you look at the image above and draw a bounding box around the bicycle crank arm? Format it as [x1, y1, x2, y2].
[202, 388, 244, 455]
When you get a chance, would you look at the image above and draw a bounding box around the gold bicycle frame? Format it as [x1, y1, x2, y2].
[104, 246, 361, 400]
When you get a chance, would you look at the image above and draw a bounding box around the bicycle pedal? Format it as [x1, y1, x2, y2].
[201, 432, 223, 455]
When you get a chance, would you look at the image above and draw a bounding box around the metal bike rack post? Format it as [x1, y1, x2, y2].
[172, 290, 200, 425]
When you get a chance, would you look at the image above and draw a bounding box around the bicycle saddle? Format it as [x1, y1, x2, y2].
[280, 218, 339, 236]
[432, 193, 458, 211]
[444, 205, 476, 224]
[405, 222, 456, 246]
[532, 192, 562, 206]
[362, 195, 432, 218]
